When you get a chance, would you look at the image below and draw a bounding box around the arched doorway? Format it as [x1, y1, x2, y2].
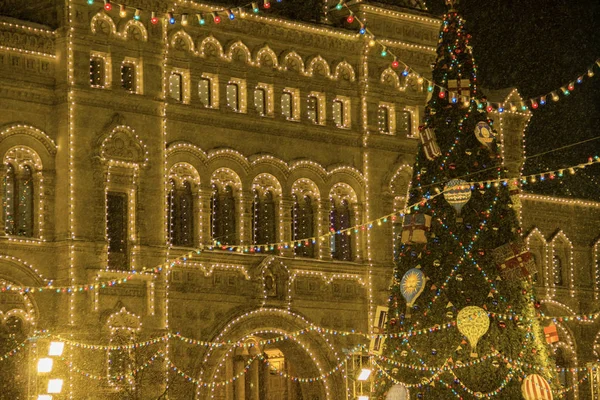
[196, 308, 346, 400]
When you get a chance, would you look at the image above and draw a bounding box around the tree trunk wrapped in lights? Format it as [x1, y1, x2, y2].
[376, 2, 557, 398]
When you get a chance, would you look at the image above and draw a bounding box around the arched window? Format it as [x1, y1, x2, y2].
[330, 199, 352, 261]
[554, 256, 563, 286]
[531, 253, 539, 284]
[211, 184, 237, 245]
[252, 190, 276, 252]
[3, 162, 34, 237]
[168, 180, 194, 247]
[292, 195, 314, 257]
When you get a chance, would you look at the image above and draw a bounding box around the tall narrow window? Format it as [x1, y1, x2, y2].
[3, 163, 34, 237]
[281, 92, 293, 119]
[252, 191, 276, 252]
[553, 256, 563, 285]
[307, 95, 319, 124]
[211, 185, 236, 245]
[332, 100, 344, 127]
[330, 199, 352, 261]
[255, 87, 266, 116]
[168, 181, 194, 247]
[199, 77, 212, 107]
[3, 164, 16, 234]
[398, 110, 412, 136]
[169, 72, 182, 101]
[107, 192, 128, 270]
[292, 195, 314, 257]
[90, 57, 105, 86]
[227, 82, 239, 111]
[378, 106, 390, 134]
[121, 62, 136, 92]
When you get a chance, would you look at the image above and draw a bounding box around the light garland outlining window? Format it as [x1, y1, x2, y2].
[254, 82, 274, 116]
[251, 174, 282, 253]
[89, 51, 111, 88]
[377, 102, 396, 134]
[199, 73, 219, 108]
[401, 105, 418, 137]
[169, 68, 190, 103]
[549, 230, 575, 298]
[307, 92, 326, 125]
[106, 308, 141, 391]
[120, 57, 143, 94]
[524, 228, 547, 288]
[210, 168, 242, 246]
[282, 87, 300, 121]
[227, 78, 247, 113]
[329, 183, 358, 262]
[594, 239, 600, 300]
[331, 97, 348, 128]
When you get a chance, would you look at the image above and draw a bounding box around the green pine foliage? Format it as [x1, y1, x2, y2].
[376, 5, 557, 399]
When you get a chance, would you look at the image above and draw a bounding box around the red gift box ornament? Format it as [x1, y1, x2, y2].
[492, 240, 536, 280]
[418, 126, 442, 161]
[543, 323, 559, 344]
[401, 213, 432, 244]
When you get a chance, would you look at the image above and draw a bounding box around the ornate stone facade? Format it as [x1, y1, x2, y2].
[0, 1, 598, 399]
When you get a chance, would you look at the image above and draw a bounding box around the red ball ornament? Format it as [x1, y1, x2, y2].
[534, 301, 541, 309]
[486, 105, 493, 112]
[498, 321, 506, 329]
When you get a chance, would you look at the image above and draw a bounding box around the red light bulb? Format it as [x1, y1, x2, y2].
[264, 1, 271, 8]
[486, 105, 493, 112]
[391, 60, 399, 69]
[438, 91, 446, 99]
[346, 15, 354, 23]
[214, 15, 221, 23]
[104, 1, 112, 11]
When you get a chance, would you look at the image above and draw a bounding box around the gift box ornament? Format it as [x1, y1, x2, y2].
[419, 126, 442, 161]
[543, 323, 559, 344]
[401, 213, 432, 244]
[492, 241, 536, 280]
[447, 79, 468, 96]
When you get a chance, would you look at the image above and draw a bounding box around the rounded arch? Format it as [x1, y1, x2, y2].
[207, 148, 250, 175]
[380, 67, 401, 89]
[168, 162, 201, 188]
[3, 146, 43, 172]
[251, 173, 283, 197]
[292, 178, 321, 201]
[210, 167, 243, 193]
[196, 308, 342, 400]
[329, 182, 358, 205]
[326, 167, 365, 203]
[226, 41, 252, 64]
[166, 141, 209, 169]
[198, 36, 224, 58]
[170, 30, 195, 52]
[99, 125, 148, 168]
[90, 11, 117, 36]
[388, 164, 413, 197]
[281, 51, 305, 74]
[306, 55, 332, 78]
[120, 19, 148, 41]
[249, 155, 290, 183]
[333, 60, 356, 82]
[255, 45, 279, 69]
[0, 124, 57, 169]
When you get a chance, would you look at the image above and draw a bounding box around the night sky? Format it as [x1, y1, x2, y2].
[427, 0, 600, 199]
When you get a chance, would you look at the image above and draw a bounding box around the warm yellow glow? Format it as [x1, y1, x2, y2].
[47, 379, 63, 394]
[37, 358, 53, 373]
[37, 396, 52, 400]
[48, 341, 64, 356]
[357, 368, 372, 381]
[358, 396, 370, 400]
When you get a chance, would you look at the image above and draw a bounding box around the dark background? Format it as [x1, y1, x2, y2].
[429, 0, 600, 199]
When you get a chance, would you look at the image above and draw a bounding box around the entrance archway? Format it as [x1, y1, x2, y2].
[195, 308, 347, 400]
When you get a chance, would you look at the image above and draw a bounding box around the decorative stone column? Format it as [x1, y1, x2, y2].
[280, 195, 294, 257]
[319, 199, 333, 260]
[234, 355, 246, 400]
[198, 186, 214, 247]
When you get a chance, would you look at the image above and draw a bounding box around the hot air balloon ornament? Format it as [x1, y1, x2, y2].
[521, 374, 553, 400]
[443, 179, 472, 222]
[474, 121, 496, 149]
[386, 383, 409, 400]
[400, 268, 426, 319]
[456, 306, 490, 357]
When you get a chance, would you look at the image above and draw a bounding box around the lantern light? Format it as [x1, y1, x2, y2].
[134, 9, 141, 20]
[119, 4, 127, 17]
[181, 13, 188, 25]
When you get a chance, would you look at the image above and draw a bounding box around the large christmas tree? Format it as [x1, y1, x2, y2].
[376, 1, 556, 398]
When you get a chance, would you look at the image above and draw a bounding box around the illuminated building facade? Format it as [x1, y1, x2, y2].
[0, 1, 598, 399]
